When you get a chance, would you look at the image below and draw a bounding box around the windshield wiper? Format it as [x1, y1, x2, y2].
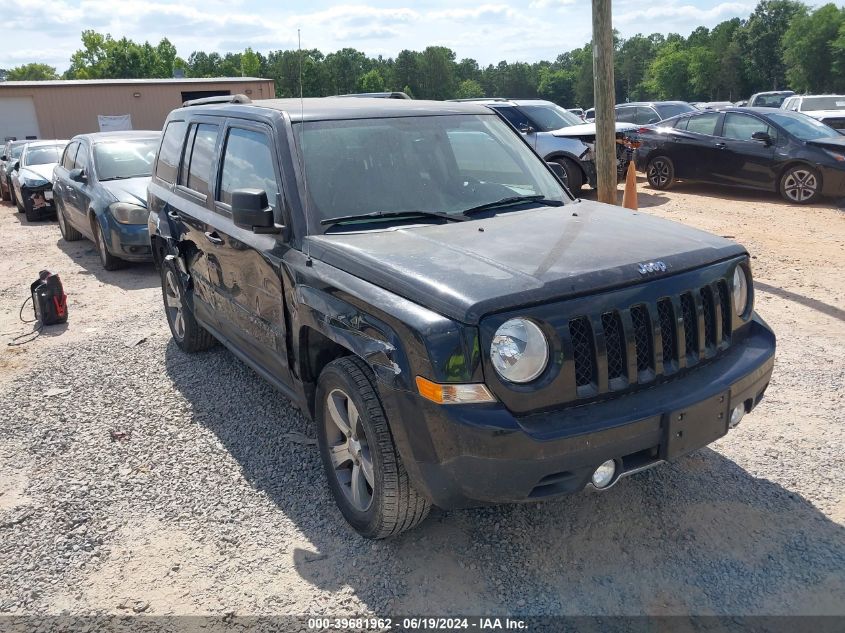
[460, 195, 560, 216]
[320, 209, 467, 228]
[101, 174, 149, 181]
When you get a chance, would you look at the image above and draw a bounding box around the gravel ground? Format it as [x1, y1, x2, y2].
[0, 181, 843, 618]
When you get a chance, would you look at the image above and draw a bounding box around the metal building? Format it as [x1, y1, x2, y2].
[0, 77, 275, 141]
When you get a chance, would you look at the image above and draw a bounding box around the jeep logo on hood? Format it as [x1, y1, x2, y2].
[637, 260, 668, 275]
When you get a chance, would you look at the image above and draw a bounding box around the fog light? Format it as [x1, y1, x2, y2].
[729, 405, 745, 428]
[591, 460, 616, 489]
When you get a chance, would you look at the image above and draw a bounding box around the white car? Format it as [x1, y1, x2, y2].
[781, 95, 845, 133]
[11, 140, 67, 221]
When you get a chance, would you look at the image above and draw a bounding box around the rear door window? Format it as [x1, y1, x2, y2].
[616, 107, 636, 123]
[155, 120, 187, 184]
[217, 127, 279, 211]
[180, 123, 219, 197]
[685, 112, 720, 136]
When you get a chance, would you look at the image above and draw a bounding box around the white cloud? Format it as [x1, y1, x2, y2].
[528, 0, 576, 9]
[617, 2, 754, 24]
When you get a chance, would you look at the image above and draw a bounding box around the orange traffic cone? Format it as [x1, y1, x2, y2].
[622, 161, 638, 210]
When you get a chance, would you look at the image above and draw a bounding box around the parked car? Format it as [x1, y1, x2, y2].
[694, 101, 735, 111]
[447, 98, 638, 190]
[0, 139, 27, 203]
[584, 107, 595, 122]
[615, 101, 697, 125]
[781, 94, 845, 132]
[747, 91, 794, 108]
[636, 107, 845, 203]
[567, 107, 585, 119]
[53, 131, 160, 270]
[148, 96, 775, 538]
[11, 140, 67, 221]
[735, 100, 748, 107]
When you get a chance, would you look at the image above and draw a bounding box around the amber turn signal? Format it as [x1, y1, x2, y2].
[415, 376, 496, 404]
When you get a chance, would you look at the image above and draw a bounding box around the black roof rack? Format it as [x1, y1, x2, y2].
[182, 94, 252, 107]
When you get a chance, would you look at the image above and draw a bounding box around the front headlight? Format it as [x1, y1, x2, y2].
[109, 202, 148, 225]
[733, 265, 750, 318]
[490, 318, 549, 383]
[22, 176, 48, 188]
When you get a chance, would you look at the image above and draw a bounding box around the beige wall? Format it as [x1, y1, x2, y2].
[0, 79, 275, 139]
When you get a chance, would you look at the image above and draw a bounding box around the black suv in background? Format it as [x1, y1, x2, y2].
[148, 96, 775, 538]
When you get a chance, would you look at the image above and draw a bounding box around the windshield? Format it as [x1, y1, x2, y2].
[519, 104, 583, 131]
[295, 114, 567, 231]
[801, 96, 845, 111]
[768, 112, 839, 140]
[656, 103, 696, 119]
[94, 139, 159, 181]
[23, 145, 63, 166]
[754, 94, 791, 108]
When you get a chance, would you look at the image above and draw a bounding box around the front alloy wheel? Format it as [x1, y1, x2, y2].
[780, 166, 820, 204]
[324, 388, 375, 512]
[159, 261, 215, 352]
[647, 156, 674, 190]
[164, 268, 186, 341]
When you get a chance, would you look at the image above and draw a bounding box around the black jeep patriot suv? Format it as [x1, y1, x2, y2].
[148, 96, 776, 538]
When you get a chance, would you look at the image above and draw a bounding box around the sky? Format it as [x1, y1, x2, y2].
[0, 0, 783, 71]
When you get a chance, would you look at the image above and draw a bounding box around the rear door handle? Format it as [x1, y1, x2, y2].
[204, 231, 224, 245]
[167, 210, 180, 220]
[715, 142, 728, 149]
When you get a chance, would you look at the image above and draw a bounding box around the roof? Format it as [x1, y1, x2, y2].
[181, 97, 492, 122]
[445, 98, 557, 107]
[22, 139, 68, 147]
[0, 77, 269, 88]
[72, 130, 161, 143]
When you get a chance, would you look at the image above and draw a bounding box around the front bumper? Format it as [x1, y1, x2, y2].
[105, 215, 153, 262]
[819, 164, 845, 198]
[379, 315, 775, 509]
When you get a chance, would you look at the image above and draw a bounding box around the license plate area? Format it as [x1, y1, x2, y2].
[44, 191, 53, 200]
[662, 391, 729, 460]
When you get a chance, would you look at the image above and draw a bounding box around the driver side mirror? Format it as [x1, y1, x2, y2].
[232, 188, 281, 234]
[751, 131, 772, 146]
[518, 123, 536, 134]
[69, 168, 87, 182]
[0, 155, 6, 162]
[12, 160, 20, 171]
[546, 161, 567, 182]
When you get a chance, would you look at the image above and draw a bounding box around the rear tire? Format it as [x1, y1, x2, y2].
[316, 356, 430, 538]
[779, 165, 821, 204]
[57, 200, 83, 241]
[647, 156, 675, 190]
[92, 217, 128, 271]
[160, 259, 216, 353]
[554, 158, 584, 192]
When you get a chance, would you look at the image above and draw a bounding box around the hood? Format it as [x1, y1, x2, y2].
[307, 202, 745, 324]
[806, 136, 845, 150]
[804, 110, 845, 119]
[21, 163, 56, 182]
[551, 122, 638, 138]
[100, 176, 150, 206]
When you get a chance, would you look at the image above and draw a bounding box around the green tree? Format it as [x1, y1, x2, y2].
[617, 35, 656, 101]
[325, 48, 367, 95]
[740, 0, 807, 91]
[454, 79, 484, 98]
[418, 46, 456, 99]
[687, 47, 719, 100]
[392, 50, 420, 94]
[537, 67, 575, 105]
[644, 42, 690, 99]
[6, 63, 59, 80]
[783, 4, 844, 92]
[241, 48, 261, 77]
[360, 69, 385, 92]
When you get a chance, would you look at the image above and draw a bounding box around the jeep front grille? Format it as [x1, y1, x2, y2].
[566, 280, 732, 397]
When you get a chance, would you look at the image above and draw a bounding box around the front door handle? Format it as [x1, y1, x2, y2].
[204, 231, 224, 245]
[167, 210, 180, 220]
[715, 142, 728, 149]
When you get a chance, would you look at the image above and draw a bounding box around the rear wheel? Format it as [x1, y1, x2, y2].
[92, 217, 128, 271]
[57, 200, 83, 241]
[779, 165, 821, 204]
[554, 158, 583, 192]
[647, 156, 675, 190]
[160, 260, 216, 352]
[316, 357, 430, 538]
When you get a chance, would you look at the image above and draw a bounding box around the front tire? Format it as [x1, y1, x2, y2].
[316, 357, 430, 538]
[57, 200, 83, 241]
[22, 189, 40, 222]
[160, 260, 216, 352]
[647, 156, 675, 190]
[92, 217, 128, 271]
[14, 186, 24, 213]
[779, 165, 821, 204]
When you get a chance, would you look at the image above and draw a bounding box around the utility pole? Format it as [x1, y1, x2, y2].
[592, 0, 617, 204]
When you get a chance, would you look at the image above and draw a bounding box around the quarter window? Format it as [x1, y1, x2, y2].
[155, 120, 187, 184]
[62, 142, 79, 170]
[180, 123, 219, 197]
[722, 113, 775, 142]
[491, 106, 533, 130]
[218, 128, 279, 209]
[685, 113, 720, 136]
[635, 107, 661, 125]
[615, 107, 636, 123]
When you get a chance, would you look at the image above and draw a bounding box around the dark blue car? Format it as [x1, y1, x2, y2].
[53, 131, 161, 270]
